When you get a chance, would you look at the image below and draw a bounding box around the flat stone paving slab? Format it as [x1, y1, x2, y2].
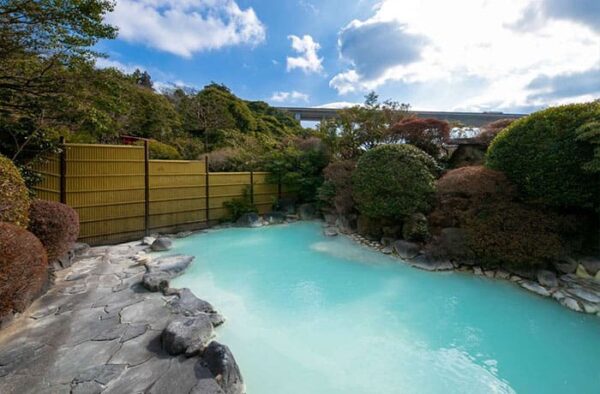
[0, 244, 235, 394]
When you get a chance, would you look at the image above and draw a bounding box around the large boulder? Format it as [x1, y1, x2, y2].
[142, 271, 171, 292]
[298, 203, 317, 220]
[151, 237, 172, 252]
[236, 213, 261, 228]
[409, 255, 453, 271]
[335, 215, 356, 234]
[146, 255, 194, 277]
[263, 212, 286, 225]
[168, 289, 225, 327]
[274, 198, 296, 214]
[203, 342, 244, 394]
[434, 227, 473, 261]
[553, 258, 578, 274]
[537, 270, 558, 288]
[580, 257, 600, 276]
[162, 316, 214, 356]
[392, 240, 420, 260]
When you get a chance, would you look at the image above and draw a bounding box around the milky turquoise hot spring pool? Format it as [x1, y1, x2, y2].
[170, 221, 600, 394]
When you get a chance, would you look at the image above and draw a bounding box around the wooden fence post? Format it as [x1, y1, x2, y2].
[144, 140, 150, 236]
[250, 170, 254, 204]
[205, 155, 210, 224]
[59, 136, 67, 204]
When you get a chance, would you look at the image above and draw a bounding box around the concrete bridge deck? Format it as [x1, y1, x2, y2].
[277, 107, 525, 127]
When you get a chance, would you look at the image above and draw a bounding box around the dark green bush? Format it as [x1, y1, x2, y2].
[352, 144, 438, 219]
[0, 154, 30, 228]
[0, 223, 48, 323]
[223, 188, 257, 221]
[486, 102, 600, 210]
[28, 200, 80, 262]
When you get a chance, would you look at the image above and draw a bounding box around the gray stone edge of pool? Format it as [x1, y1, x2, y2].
[0, 234, 243, 394]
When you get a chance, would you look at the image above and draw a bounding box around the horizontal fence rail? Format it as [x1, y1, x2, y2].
[33, 143, 285, 245]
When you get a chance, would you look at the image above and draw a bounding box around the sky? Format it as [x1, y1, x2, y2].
[96, 0, 600, 113]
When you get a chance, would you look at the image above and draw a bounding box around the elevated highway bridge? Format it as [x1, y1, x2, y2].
[276, 107, 525, 128]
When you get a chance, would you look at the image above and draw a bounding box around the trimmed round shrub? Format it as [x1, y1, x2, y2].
[135, 140, 182, 160]
[429, 166, 515, 232]
[352, 144, 438, 219]
[465, 200, 564, 269]
[0, 154, 30, 228]
[486, 102, 600, 210]
[28, 200, 79, 262]
[322, 160, 356, 215]
[0, 223, 48, 321]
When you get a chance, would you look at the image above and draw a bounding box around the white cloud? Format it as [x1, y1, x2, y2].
[330, 0, 600, 111]
[270, 91, 310, 103]
[95, 57, 142, 74]
[286, 35, 324, 74]
[106, 0, 266, 58]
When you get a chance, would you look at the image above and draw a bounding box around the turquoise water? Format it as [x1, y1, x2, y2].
[171, 222, 600, 394]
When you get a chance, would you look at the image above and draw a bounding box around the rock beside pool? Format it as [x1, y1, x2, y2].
[298, 203, 317, 220]
[142, 236, 156, 246]
[142, 271, 171, 292]
[520, 281, 551, 297]
[151, 237, 172, 251]
[168, 289, 225, 327]
[236, 212, 262, 227]
[553, 258, 578, 274]
[202, 341, 245, 394]
[162, 316, 214, 356]
[324, 227, 338, 237]
[392, 240, 420, 260]
[537, 270, 558, 288]
[146, 254, 194, 276]
[263, 212, 286, 224]
[580, 257, 600, 276]
[409, 255, 453, 271]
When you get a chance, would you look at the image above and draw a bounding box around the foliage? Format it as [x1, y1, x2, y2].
[465, 200, 564, 269]
[134, 140, 182, 160]
[0, 222, 48, 322]
[402, 213, 430, 242]
[263, 137, 330, 203]
[0, 0, 117, 165]
[486, 102, 600, 210]
[28, 200, 79, 261]
[318, 92, 410, 160]
[223, 188, 257, 221]
[0, 154, 30, 227]
[319, 160, 356, 215]
[352, 145, 437, 219]
[388, 118, 450, 158]
[476, 118, 515, 145]
[428, 166, 515, 233]
[575, 102, 600, 173]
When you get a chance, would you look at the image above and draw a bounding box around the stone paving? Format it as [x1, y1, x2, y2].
[0, 240, 241, 394]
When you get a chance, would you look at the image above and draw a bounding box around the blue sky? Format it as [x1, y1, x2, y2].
[96, 0, 600, 113]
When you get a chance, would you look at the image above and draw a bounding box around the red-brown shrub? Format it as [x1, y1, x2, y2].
[476, 118, 515, 145]
[429, 166, 514, 232]
[323, 160, 356, 214]
[0, 223, 48, 321]
[28, 200, 79, 262]
[465, 200, 564, 269]
[388, 118, 450, 158]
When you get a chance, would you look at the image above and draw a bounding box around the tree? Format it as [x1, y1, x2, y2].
[0, 0, 117, 164]
[388, 118, 450, 158]
[318, 92, 410, 160]
[132, 69, 153, 89]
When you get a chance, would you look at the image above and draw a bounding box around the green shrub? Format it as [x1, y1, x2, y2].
[352, 145, 438, 219]
[135, 140, 182, 160]
[486, 102, 600, 210]
[0, 154, 30, 228]
[28, 200, 80, 261]
[223, 188, 257, 221]
[0, 223, 48, 323]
